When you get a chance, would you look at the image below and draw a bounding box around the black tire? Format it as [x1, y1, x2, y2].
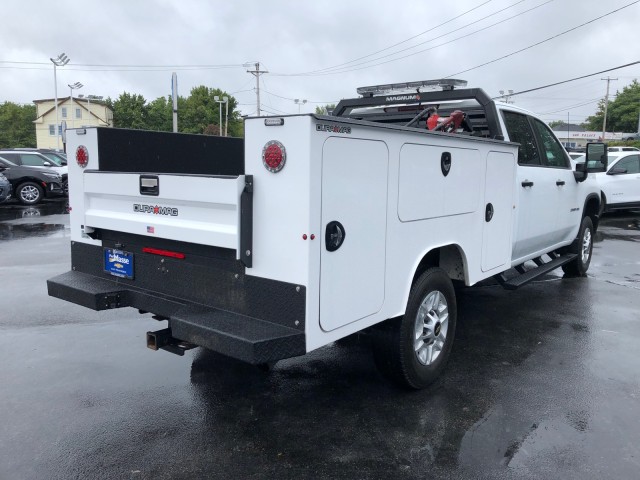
[371, 267, 457, 389]
[16, 182, 44, 205]
[562, 216, 594, 276]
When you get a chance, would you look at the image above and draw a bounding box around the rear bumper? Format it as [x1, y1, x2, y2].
[45, 181, 65, 198]
[48, 270, 306, 364]
[47, 237, 307, 364]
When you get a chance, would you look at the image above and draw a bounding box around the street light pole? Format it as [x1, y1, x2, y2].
[68, 82, 83, 129]
[50, 53, 70, 151]
[294, 98, 307, 113]
[214, 96, 229, 136]
[224, 97, 229, 137]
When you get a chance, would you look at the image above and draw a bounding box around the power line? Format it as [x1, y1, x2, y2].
[296, 0, 496, 75]
[262, 89, 336, 104]
[273, 0, 552, 77]
[495, 61, 640, 98]
[537, 97, 602, 115]
[445, 0, 640, 78]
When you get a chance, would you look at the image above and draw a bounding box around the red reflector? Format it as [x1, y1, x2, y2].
[76, 145, 89, 167]
[142, 247, 185, 259]
[262, 140, 286, 173]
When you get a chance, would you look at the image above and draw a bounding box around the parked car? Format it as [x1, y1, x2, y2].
[0, 150, 68, 194]
[607, 146, 639, 152]
[622, 133, 640, 142]
[0, 157, 65, 205]
[0, 171, 12, 203]
[10, 148, 68, 166]
[597, 152, 640, 212]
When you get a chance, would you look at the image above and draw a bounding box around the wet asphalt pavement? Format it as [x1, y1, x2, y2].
[1, 199, 639, 480]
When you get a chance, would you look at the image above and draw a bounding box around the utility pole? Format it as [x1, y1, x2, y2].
[601, 76, 617, 140]
[171, 72, 178, 133]
[246, 62, 268, 116]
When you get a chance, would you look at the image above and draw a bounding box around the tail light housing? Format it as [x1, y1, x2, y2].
[262, 140, 286, 173]
[76, 145, 89, 168]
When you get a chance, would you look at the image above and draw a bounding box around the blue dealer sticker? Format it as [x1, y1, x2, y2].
[104, 249, 134, 279]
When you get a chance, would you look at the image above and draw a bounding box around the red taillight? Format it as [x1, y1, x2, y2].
[262, 140, 286, 173]
[76, 145, 89, 168]
[142, 247, 185, 259]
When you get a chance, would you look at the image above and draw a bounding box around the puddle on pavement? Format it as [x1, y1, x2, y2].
[0, 200, 69, 241]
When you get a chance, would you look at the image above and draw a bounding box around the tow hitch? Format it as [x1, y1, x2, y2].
[146, 328, 197, 356]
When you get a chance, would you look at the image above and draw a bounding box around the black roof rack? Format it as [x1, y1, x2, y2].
[332, 85, 503, 139]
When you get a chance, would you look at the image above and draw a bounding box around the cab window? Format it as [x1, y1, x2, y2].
[615, 155, 640, 174]
[502, 111, 540, 166]
[531, 119, 570, 168]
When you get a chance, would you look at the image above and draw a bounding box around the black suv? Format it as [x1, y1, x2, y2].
[0, 157, 65, 205]
[0, 150, 68, 195]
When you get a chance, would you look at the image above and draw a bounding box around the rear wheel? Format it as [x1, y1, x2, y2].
[16, 182, 44, 205]
[372, 267, 457, 389]
[562, 216, 594, 276]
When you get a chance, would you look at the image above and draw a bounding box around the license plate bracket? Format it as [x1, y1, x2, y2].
[104, 248, 134, 279]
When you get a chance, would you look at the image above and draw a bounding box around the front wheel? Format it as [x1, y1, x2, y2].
[16, 182, 44, 205]
[372, 267, 457, 389]
[562, 216, 594, 276]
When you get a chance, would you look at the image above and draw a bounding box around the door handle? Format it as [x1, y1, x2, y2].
[325, 221, 346, 252]
[556, 180, 565, 186]
[521, 181, 534, 187]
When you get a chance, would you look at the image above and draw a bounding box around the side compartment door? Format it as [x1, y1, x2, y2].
[482, 151, 516, 272]
[320, 138, 388, 332]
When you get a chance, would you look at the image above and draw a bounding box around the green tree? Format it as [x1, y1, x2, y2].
[315, 103, 336, 115]
[583, 80, 640, 132]
[0, 102, 36, 148]
[107, 93, 149, 129]
[147, 96, 173, 131]
[548, 120, 564, 129]
[106, 86, 243, 136]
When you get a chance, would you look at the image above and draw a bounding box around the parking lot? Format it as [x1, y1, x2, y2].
[1, 198, 639, 480]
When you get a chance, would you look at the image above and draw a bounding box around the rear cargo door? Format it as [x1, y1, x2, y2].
[320, 138, 388, 331]
[82, 172, 245, 250]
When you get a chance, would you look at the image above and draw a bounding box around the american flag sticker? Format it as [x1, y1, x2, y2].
[147, 226, 155, 234]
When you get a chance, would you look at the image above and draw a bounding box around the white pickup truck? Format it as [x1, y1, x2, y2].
[48, 80, 607, 389]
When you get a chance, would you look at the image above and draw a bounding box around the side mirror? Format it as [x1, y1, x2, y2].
[585, 142, 608, 173]
[607, 167, 627, 175]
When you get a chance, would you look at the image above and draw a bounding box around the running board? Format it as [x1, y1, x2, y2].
[494, 254, 578, 290]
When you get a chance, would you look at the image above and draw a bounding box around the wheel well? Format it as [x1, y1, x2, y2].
[584, 194, 600, 231]
[411, 245, 467, 288]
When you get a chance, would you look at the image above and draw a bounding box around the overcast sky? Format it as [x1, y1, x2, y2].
[1, 0, 639, 126]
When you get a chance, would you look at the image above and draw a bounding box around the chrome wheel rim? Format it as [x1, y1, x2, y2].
[20, 185, 39, 202]
[414, 290, 449, 366]
[581, 228, 592, 263]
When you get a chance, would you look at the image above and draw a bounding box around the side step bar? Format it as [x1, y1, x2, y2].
[494, 253, 577, 290]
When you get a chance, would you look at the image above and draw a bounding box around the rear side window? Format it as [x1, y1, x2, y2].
[531, 119, 569, 168]
[0, 153, 20, 164]
[19, 154, 47, 166]
[502, 111, 540, 165]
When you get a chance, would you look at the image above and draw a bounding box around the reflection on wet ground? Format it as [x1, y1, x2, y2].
[0, 199, 69, 241]
[0, 204, 638, 479]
